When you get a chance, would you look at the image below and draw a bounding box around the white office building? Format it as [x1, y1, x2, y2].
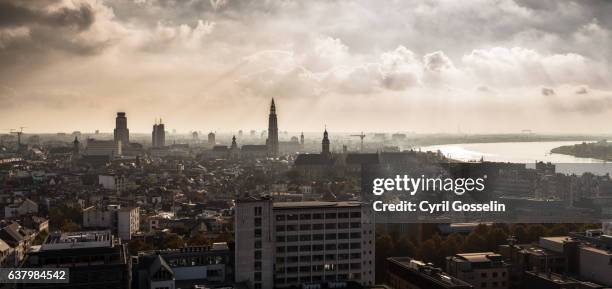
[235, 197, 375, 289]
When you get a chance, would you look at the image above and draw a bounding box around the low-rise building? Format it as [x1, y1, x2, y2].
[23, 230, 131, 289]
[134, 243, 233, 289]
[446, 252, 510, 289]
[386, 257, 473, 289]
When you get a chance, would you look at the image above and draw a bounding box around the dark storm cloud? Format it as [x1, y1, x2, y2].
[0, 0, 94, 30]
[0, 0, 110, 72]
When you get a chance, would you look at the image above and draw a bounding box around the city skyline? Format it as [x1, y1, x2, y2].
[2, 0, 612, 133]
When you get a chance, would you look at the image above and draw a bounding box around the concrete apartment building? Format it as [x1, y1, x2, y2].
[579, 246, 612, 286]
[446, 252, 510, 289]
[83, 205, 140, 240]
[235, 197, 375, 289]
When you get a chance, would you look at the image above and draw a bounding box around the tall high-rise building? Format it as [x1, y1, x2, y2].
[267, 98, 279, 157]
[113, 112, 129, 147]
[152, 119, 166, 148]
[322, 129, 330, 158]
[208, 132, 216, 147]
[235, 197, 375, 289]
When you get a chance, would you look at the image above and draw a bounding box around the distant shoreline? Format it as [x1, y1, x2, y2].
[550, 141, 612, 162]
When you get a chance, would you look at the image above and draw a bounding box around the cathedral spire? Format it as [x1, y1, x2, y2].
[267, 98, 279, 157]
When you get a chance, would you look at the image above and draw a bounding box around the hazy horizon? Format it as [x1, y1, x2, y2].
[1, 0, 612, 134]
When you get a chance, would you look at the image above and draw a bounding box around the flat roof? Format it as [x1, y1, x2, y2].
[273, 201, 362, 209]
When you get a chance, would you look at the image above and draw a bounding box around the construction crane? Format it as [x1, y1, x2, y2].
[350, 132, 366, 152]
[10, 127, 26, 147]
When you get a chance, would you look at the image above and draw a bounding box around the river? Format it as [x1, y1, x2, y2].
[419, 141, 612, 175]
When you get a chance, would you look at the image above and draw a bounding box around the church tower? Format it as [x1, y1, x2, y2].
[72, 136, 80, 156]
[230, 135, 240, 160]
[267, 98, 279, 157]
[322, 128, 331, 159]
[300, 132, 304, 149]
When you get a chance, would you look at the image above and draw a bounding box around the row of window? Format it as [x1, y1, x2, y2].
[277, 232, 361, 242]
[276, 222, 361, 231]
[276, 263, 362, 274]
[275, 273, 361, 285]
[277, 243, 361, 253]
[276, 253, 361, 264]
[276, 212, 361, 221]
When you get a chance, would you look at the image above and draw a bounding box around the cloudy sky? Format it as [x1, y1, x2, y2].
[1, 0, 611, 134]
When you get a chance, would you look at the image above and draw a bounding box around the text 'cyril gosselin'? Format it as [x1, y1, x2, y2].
[371, 175, 506, 213]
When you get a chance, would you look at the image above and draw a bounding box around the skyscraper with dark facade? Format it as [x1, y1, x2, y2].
[267, 98, 279, 157]
[152, 119, 165, 148]
[113, 112, 129, 147]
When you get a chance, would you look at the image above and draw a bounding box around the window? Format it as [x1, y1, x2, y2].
[325, 223, 336, 230]
[254, 229, 262, 238]
[300, 214, 311, 220]
[313, 213, 323, 219]
[350, 212, 361, 218]
[325, 213, 337, 219]
[277, 236, 285, 242]
[338, 212, 349, 218]
[300, 224, 311, 230]
[287, 214, 298, 221]
[254, 217, 261, 227]
[276, 214, 285, 221]
[254, 207, 262, 216]
[313, 224, 324, 230]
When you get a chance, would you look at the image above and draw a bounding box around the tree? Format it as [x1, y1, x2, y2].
[188, 232, 210, 246]
[511, 224, 528, 243]
[462, 231, 487, 253]
[49, 205, 82, 230]
[393, 236, 416, 258]
[417, 239, 439, 265]
[60, 220, 80, 232]
[375, 233, 394, 283]
[548, 224, 569, 236]
[486, 228, 508, 251]
[128, 239, 153, 254]
[526, 224, 547, 243]
[162, 234, 185, 249]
